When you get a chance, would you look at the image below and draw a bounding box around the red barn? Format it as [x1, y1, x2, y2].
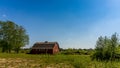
[30, 41, 60, 54]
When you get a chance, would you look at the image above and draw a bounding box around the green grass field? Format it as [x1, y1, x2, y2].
[0, 53, 120, 68]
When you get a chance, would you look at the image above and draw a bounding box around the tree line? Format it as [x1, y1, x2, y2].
[0, 21, 29, 53]
[60, 48, 93, 55]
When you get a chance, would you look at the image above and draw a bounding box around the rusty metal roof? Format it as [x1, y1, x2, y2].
[32, 41, 59, 49]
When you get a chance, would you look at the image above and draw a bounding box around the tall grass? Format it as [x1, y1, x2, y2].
[0, 53, 120, 68]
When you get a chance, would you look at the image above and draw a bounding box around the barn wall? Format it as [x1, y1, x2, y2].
[53, 44, 59, 54]
[30, 49, 53, 54]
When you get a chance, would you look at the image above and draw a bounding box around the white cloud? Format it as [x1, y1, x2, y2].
[2, 14, 7, 18]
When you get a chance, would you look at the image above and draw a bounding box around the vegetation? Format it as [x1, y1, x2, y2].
[0, 53, 120, 68]
[0, 21, 29, 53]
[91, 33, 120, 61]
[60, 48, 94, 55]
[0, 20, 120, 67]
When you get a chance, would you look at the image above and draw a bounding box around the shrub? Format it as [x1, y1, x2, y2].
[91, 33, 120, 61]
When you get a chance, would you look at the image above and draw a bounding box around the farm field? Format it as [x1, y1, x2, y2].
[0, 53, 120, 68]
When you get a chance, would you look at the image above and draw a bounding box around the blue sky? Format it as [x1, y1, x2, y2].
[0, 0, 120, 48]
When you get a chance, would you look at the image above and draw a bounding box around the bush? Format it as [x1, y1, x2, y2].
[91, 33, 120, 61]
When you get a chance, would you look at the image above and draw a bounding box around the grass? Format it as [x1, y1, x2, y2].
[0, 53, 120, 68]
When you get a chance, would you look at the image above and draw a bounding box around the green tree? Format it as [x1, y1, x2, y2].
[13, 26, 29, 53]
[0, 21, 29, 53]
[0, 21, 14, 53]
[91, 33, 120, 61]
[110, 33, 119, 58]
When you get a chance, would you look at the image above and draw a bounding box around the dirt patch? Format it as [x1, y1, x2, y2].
[0, 58, 41, 68]
[0, 58, 73, 68]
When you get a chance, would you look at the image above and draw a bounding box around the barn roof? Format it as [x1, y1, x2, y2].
[32, 41, 59, 49]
